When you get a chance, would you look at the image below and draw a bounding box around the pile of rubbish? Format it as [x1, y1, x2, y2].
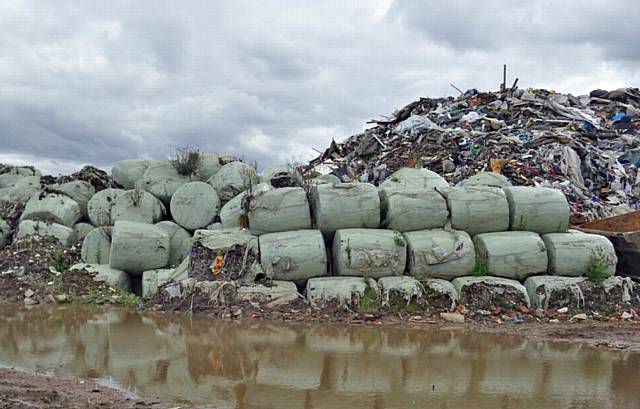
[307, 87, 640, 223]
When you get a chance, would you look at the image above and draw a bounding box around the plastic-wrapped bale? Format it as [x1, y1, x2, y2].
[404, 229, 474, 279]
[0, 166, 40, 188]
[0, 218, 11, 248]
[473, 232, 548, 280]
[542, 232, 617, 277]
[110, 189, 165, 224]
[446, 186, 510, 236]
[193, 153, 238, 182]
[219, 183, 271, 229]
[17, 220, 75, 246]
[452, 276, 530, 310]
[332, 229, 406, 278]
[111, 159, 151, 189]
[312, 173, 341, 185]
[504, 186, 570, 234]
[81, 227, 112, 264]
[379, 187, 448, 232]
[305, 276, 379, 308]
[70, 263, 131, 291]
[156, 221, 191, 267]
[260, 163, 301, 188]
[0, 173, 24, 188]
[87, 188, 125, 226]
[0, 165, 40, 177]
[73, 223, 95, 242]
[0, 176, 41, 203]
[170, 182, 220, 230]
[379, 276, 457, 310]
[208, 162, 259, 202]
[247, 187, 311, 236]
[236, 280, 300, 307]
[311, 183, 380, 237]
[142, 267, 189, 298]
[21, 193, 82, 228]
[190, 230, 262, 282]
[109, 221, 170, 274]
[458, 172, 512, 187]
[259, 230, 327, 282]
[137, 160, 191, 205]
[380, 167, 449, 190]
[51, 181, 95, 218]
[207, 222, 223, 230]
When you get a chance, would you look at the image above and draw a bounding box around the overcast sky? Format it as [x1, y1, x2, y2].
[1, 1, 639, 174]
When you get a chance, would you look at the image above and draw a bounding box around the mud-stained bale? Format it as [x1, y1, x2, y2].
[156, 221, 191, 267]
[137, 160, 191, 205]
[0, 218, 11, 248]
[259, 230, 327, 282]
[208, 161, 259, 202]
[81, 226, 112, 264]
[311, 182, 380, 237]
[421, 278, 459, 309]
[87, 188, 125, 226]
[332, 229, 406, 278]
[17, 220, 75, 246]
[504, 186, 570, 234]
[473, 232, 548, 280]
[542, 232, 617, 277]
[109, 221, 170, 274]
[404, 229, 475, 279]
[111, 159, 152, 189]
[379, 187, 448, 232]
[21, 193, 82, 228]
[193, 153, 238, 182]
[110, 189, 165, 224]
[379, 276, 457, 310]
[170, 181, 220, 230]
[70, 263, 131, 291]
[452, 276, 530, 309]
[73, 223, 95, 243]
[458, 172, 512, 187]
[219, 183, 271, 229]
[0, 176, 40, 203]
[260, 163, 301, 188]
[236, 280, 300, 308]
[247, 187, 311, 236]
[305, 276, 379, 308]
[51, 180, 95, 218]
[446, 186, 510, 236]
[142, 268, 186, 298]
[380, 167, 449, 189]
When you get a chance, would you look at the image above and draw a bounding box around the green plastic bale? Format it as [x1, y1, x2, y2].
[452, 276, 530, 308]
[313, 173, 341, 185]
[379, 187, 448, 232]
[473, 231, 548, 280]
[81, 226, 112, 264]
[17, 220, 75, 246]
[110, 189, 165, 225]
[378, 276, 458, 309]
[0, 176, 40, 203]
[51, 180, 95, 218]
[142, 268, 185, 298]
[170, 181, 220, 230]
[70, 263, 131, 291]
[332, 229, 407, 278]
[219, 183, 271, 229]
[72, 223, 95, 242]
[380, 167, 449, 189]
[137, 160, 192, 205]
[305, 276, 379, 307]
[193, 153, 239, 182]
[21, 193, 82, 228]
[208, 161, 259, 202]
[247, 187, 311, 236]
[542, 232, 617, 277]
[0, 218, 11, 248]
[109, 221, 170, 274]
[111, 159, 152, 189]
[311, 182, 380, 237]
[0, 173, 25, 188]
[446, 186, 509, 236]
[87, 188, 125, 226]
[156, 221, 191, 267]
[260, 163, 301, 187]
[458, 171, 512, 187]
[259, 230, 327, 282]
[504, 186, 570, 234]
[404, 229, 475, 279]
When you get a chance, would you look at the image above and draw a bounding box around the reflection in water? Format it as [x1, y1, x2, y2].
[0, 306, 637, 409]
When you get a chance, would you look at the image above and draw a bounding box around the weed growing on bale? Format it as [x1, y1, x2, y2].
[49, 252, 70, 273]
[360, 272, 381, 310]
[472, 260, 488, 277]
[75, 288, 142, 307]
[171, 146, 202, 176]
[587, 247, 613, 286]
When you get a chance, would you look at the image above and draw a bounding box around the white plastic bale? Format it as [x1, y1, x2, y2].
[0, 176, 40, 203]
[70, 263, 131, 292]
[110, 189, 166, 224]
[219, 183, 271, 229]
[247, 187, 311, 236]
[504, 186, 570, 234]
[332, 229, 407, 278]
[87, 188, 125, 226]
[111, 159, 151, 189]
[170, 181, 220, 230]
[542, 232, 617, 277]
[21, 193, 82, 228]
[0, 173, 25, 188]
[404, 229, 475, 279]
[142, 268, 177, 298]
[523, 275, 587, 309]
[193, 153, 239, 182]
[378, 276, 458, 309]
[313, 174, 341, 185]
[452, 276, 531, 308]
[458, 172, 512, 188]
[311, 182, 380, 237]
[51, 180, 95, 218]
[380, 167, 449, 189]
[109, 221, 170, 274]
[305, 276, 379, 307]
[259, 230, 328, 282]
[446, 186, 510, 236]
[260, 163, 300, 187]
[208, 161, 259, 202]
[17, 220, 75, 246]
[473, 231, 548, 280]
[72, 223, 95, 243]
[379, 187, 448, 232]
[236, 280, 300, 307]
[81, 226, 112, 264]
[156, 221, 191, 267]
[137, 160, 192, 205]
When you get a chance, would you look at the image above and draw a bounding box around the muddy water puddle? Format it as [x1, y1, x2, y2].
[0, 306, 638, 409]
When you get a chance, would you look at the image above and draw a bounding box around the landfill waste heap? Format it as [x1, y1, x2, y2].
[307, 87, 640, 224]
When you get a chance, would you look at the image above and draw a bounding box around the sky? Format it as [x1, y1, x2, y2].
[1, 0, 639, 175]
